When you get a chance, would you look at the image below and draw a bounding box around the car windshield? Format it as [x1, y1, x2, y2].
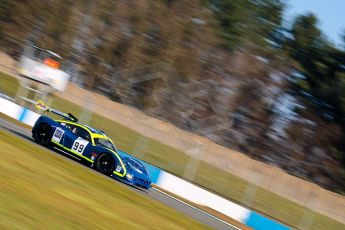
[94, 138, 116, 152]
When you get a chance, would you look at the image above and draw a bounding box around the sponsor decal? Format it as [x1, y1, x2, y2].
[52, 127, 64, 143]
[116, 165, 122, 172]
[91, 152, 98, 160]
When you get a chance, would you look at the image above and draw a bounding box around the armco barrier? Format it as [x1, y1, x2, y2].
[153, 171, 290, 230]
[0, 97, 40, 126]
[0, 97, 290, 230]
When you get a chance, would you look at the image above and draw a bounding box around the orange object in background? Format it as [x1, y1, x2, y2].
[44, 58, 60, 69]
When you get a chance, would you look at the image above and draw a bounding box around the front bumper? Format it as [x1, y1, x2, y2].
[112, 174, 151, 190]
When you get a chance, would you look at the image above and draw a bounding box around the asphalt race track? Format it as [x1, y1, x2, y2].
[0, 117, 240, 230]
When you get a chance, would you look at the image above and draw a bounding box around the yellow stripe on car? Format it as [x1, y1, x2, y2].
[54, 120, 126, 177]
[90, 133, 127, 177]
[51, 140, 94, 163]
[55, 120, 95, 145]
[91, 133, 107, 139]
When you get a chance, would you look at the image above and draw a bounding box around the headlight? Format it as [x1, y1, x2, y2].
[126, 173, 133, 180]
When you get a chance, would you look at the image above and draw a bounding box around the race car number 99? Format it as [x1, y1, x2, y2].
[73, 142, 84, 152]
[72, 137, 88, 155]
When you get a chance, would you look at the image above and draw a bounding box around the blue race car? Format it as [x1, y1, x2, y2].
[32, 101, 151, 190]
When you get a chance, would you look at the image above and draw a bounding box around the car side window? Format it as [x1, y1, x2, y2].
[59, 123, 90, 142]
[65, 124, 76, 133]
[75, 127, 91, 142]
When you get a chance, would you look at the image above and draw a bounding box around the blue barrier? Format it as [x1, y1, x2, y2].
[245, 212, 290, 230]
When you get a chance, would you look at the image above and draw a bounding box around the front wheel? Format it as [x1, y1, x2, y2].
[34, 124, 52, 146]
[95, 153, 115, 176]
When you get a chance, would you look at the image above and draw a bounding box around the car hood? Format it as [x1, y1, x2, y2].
[125, 157, 149, 179]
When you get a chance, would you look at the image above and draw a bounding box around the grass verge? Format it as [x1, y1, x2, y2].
[0, 130, 210, 230]
[1, 72, 344, 229]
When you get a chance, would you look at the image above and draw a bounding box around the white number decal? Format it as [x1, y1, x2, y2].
[71, 138, 88, 155]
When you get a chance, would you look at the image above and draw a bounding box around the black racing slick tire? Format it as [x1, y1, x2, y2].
[95, 153, 115, 176]
[34, 124, 52, 146]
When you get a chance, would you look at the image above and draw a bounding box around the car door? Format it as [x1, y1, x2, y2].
[63, 124, 91, 157]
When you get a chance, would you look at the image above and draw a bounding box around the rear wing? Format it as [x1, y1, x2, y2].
[36, 100, 78, 122]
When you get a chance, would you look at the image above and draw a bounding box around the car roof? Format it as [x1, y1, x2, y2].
[58, 120, 106, 135]
[83, 124, 104, 134]
[76, 123, 112, 142]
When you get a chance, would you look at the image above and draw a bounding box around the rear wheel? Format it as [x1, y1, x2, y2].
[95, 153, 115, 175]
[34, 124, 52, 146]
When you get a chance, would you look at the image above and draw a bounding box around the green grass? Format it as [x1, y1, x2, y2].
[1, 72, 344, 229]
[0, 130, 210, 230]
[0, 72, 19, 97]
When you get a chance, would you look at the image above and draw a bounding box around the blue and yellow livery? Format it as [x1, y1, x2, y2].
[32, 101, 151, 190]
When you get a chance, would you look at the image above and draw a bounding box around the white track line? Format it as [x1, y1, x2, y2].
[152, 187, 243, 230]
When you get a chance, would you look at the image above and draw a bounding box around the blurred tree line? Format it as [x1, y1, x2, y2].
[0, 0, 344, 192]
[209, 0, 345, 165]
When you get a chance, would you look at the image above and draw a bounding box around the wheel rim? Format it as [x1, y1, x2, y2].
[37, 125, 51, 144]
[98, 155, 114, 174]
